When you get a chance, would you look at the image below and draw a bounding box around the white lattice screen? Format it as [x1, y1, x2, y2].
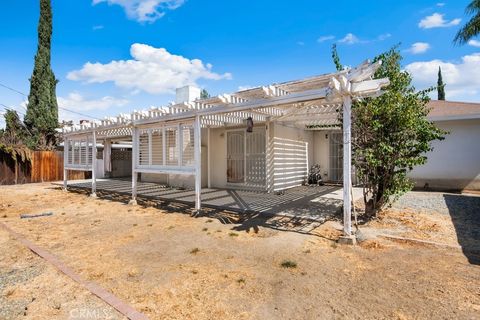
[65, 137, 94, 168]
[136, 123, 195, 168]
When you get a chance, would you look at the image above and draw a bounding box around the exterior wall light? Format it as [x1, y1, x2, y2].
[246, 117, 254, 132]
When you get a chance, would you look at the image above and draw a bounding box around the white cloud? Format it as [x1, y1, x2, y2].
[238, 85, 254, 91]
[338, 33, 360, 44]
[57, 92, 130, 123]
[377, 33, 392, 41]
[58, 92, 129, 111]
[418, 13, 461, 29]
[93, 25, 104, 30]
[67, 43, 232, 95]
[436, 3, 445, 7]
[92, 0, 185, 23]
[336, 32, 390, 45]
[407, 42, 431, 54]
[405, 53, 480, 100]
[468, 40, 480, 48]
[297, 41, 305, 46]
[317, 35, 335, 43]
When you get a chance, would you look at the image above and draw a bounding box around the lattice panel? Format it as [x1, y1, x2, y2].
[66, 137, 94, 167]
[139, 131, 149, 165]
[165, 127, 178, 166]
[151, 129, 163, 165]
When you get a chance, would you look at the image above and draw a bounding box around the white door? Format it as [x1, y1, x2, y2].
[227, 129, 266, 187]
[227, 131, 245, 183]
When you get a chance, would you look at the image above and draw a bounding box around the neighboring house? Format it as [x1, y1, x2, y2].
[408, 100, 480, 191]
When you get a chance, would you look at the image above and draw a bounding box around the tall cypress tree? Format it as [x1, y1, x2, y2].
[437, 66, 446, 101]
[24, 0, 58, 149]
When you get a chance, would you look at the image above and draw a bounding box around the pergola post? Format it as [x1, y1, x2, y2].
[130, 126, 138, 205]
[207, 126, 211, 189]
[103, 138, 112, 177]
[63, 137, 68, 191]
[91, 130, 97, 197]
[194, 115, 202, 212]
[341, 95, 354, 242]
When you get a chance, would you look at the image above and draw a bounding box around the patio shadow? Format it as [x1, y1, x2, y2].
[53, 183, 342, 239]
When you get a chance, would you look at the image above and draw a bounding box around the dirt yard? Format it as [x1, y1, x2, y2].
[0, 183, 479, 319]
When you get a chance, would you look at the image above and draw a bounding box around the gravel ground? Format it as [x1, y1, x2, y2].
[392, 191, 480, 215]
[389, 191, 480, 264]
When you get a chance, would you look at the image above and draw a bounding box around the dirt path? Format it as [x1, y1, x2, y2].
[1, 183, 479, 319]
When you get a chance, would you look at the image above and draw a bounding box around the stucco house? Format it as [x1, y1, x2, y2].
[408, 100, 480, 191]
[62, 61, 389, 239]
[93, 98, 480, 193]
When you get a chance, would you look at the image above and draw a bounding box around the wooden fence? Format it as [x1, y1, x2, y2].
[0, 151, 88, 185]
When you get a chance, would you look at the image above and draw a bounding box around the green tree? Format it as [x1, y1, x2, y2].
[332, 47, 446, 215]
[454, 0, 480, 45]
[200, 89, 210, 99]
[437, 66, 446, 100]
[24, 0, 58, 150]
[1, 110, 28, 146]
[331, 44, 344, 72]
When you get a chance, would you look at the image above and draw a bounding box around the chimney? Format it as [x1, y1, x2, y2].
[175, 85, 201, 104]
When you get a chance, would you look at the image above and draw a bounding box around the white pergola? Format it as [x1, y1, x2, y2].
[63, 60, 389, 238]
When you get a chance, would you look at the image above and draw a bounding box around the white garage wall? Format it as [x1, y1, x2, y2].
[408, 119, 480, 191]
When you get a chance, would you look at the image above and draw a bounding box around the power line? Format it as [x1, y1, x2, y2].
[0, 81, 102, 121]
[0, 83, 27, 97]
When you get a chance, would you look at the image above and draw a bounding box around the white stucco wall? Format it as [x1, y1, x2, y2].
[408, 119, 480, 191]
[312, 131, 331, 181]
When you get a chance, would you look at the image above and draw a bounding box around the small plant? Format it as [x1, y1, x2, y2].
[168, 225, 175, 229]
[280, 260, 297, 269]
[190, 248, 200, 254]
[236, 278, 246, 284]
[191, 270, 198, 274]
[206, 219, 213, 223]
[202, 227, 208, 232]
[229, 232, 238, 237]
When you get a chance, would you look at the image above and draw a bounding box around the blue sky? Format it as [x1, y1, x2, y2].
[0, 0, 479, 125]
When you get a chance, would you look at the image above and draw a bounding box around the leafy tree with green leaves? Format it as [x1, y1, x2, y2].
[2, 110, 28, 145]
[24, 0, 59, 150]
[437, 67, 446, 100]
[200, 89, 210, 99]
[0, 110, 32, 163]
[331, 46, 446, 215]
[331, 44, 344, 72]
[454, 0, 480, 45]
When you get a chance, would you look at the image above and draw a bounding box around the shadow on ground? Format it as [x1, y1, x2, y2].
[444, 194, 480, 265]
[56, 186, 343, 241]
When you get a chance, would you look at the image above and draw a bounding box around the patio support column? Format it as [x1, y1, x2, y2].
[342, 95, 353, 238]
[130, 126, 138, 205]
[207, 126, 211, 189]
[103, 138, 112, 177]
[63, 137, 68, 191]
[194, 115, 202, 212]
[91, 130, 97, 197]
